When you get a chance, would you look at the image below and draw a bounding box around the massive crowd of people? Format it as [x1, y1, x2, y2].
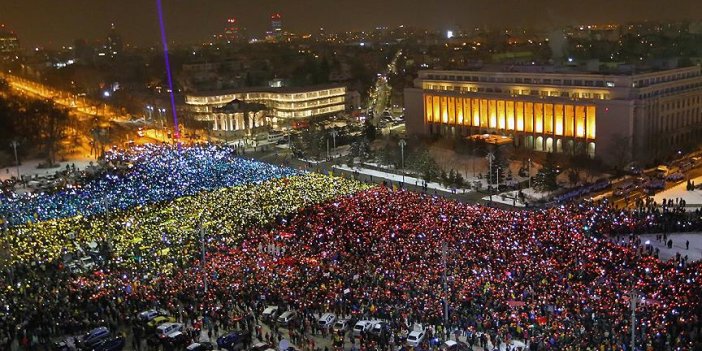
[0, 144, 299, 225]
[0, 144, 701, 351]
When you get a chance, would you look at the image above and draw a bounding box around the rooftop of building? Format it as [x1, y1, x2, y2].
[186, 83, 346, 97]
[420, 62, 701, 78]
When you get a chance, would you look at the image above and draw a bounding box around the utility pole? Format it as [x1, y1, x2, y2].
[326, 138, 330, 160]
[528, 158, 532, 189]
[497, 167, 500, 191]
[399, 139, 407, 183]
[487, 152, 495, 188]
[330, 130, 339, 151]
[630, 289, 637, 351]
[9, 140, 20, 180]
[198, 211, 208, 294]
[441, 240, 449, 329]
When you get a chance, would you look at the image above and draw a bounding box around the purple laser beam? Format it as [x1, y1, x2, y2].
[156, 0, 180, 140]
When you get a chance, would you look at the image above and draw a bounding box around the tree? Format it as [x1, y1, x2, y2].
[349, 139, 372, 163]
[488, 146, 508, 186]
[607, 133, 632, 175]
[453, 170, 465, 188]
[567, 169, 581, 187]
[533, 153, 559, 192]
[346, 153, 355, 168]
[362, 120, 377, 142]
[407, 148, 440, 183]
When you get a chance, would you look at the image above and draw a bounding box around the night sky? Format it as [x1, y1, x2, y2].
[1, 0, 701, 48]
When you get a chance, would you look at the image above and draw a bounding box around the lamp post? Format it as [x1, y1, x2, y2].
[146, 105, 154, 120]
[486, 152, 495, 187]
[158, 108, 166, 139]
[198, 210, 208, 294]
[9, 140, 20, 180]
[487, 152, 495, 201]
[441, 240, 449, 329]
[398, 139, 407, 183]
[330, 130, 339, 158]
[630, 289, 638, 351]
[528, 158, 532, 189]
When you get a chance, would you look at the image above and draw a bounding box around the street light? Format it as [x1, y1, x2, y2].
[9, 140, 20, 180]
[146, 105, 154, 119]
[398, 139, 407, 183]
[486, 152, 495, 187]
[198, 210, 208, 295]
[330, 130, 339, 158]
[487, 152, 495, 201]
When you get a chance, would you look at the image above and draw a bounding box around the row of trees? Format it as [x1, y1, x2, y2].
[0, 79, 70, 167]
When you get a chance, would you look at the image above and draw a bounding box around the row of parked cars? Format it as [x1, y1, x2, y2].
[261, 307, 349, 332]
[137, 309, 213, 350]
[260, 306, 429, 348]
[139, 308, 257, 351]
[54, 326, 124, 351]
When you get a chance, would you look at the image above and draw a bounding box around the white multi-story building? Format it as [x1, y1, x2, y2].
[404, 65, 702, 164]
[185, 84, 347, 134]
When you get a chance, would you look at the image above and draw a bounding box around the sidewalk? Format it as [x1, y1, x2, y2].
[333, 164, 471, 195]
[0, 157, 95, 182]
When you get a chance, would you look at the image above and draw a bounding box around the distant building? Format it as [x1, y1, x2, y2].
[404, 65, 702, 165]
[185, 84, 348, 135]
[265, 13, 284, 42]
[224, 18, 239, 43]
[101, 23, 123, 59]
[271, 13, 283, 35]
[0, 25, 20, 63]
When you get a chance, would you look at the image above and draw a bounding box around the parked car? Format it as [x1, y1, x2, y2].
[148, 316, 176, 329]
[186, 342, 215, 351]
[666, 172, 685, 182]
[440, 340, 470, 351]
[155, 323, 184, 339]
[613, 182, 638, 197]
[163, 331, 190, 348]
[89, 336, 126, 351]
[277, 310, 297, 326]
[317, 313, 336, 329]
[250, 342, 271, 351]
[217, 331, 250, 351]
[352, 321, 374, 337]
[137, 309, 168, 323]
[369, 321, 389, 338]
[407, 331, 426, 347]
[333, 319, 351, 333]
[261, 306, 279, 321]
[79, 327, 111, 349]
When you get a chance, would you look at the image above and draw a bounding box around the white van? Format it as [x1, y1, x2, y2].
[268, 131, 286, 143]
[317, 313, 336, 329]
[262, 306, 279, 321]
[352, 320, 374, 337]
[277, 310, 297, 326]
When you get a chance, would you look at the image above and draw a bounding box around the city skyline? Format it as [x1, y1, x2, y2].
[1, 0, 702, 48]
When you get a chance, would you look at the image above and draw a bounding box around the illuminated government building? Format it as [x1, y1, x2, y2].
[404, 65, 702, 164]
[185, 83, 348, 136]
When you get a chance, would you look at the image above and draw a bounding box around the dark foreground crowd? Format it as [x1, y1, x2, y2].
[0, 143, 701, 351]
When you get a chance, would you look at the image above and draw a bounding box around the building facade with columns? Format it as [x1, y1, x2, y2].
[185, 84, 347, 136]
[404, 65, 702, 165]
